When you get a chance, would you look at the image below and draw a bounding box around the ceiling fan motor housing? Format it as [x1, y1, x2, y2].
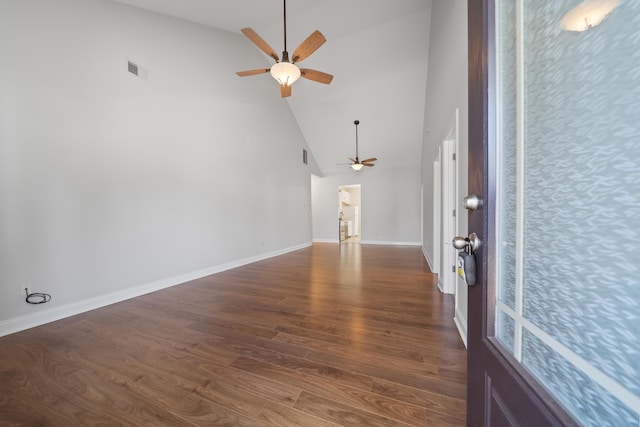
[348, 119, 376, 171]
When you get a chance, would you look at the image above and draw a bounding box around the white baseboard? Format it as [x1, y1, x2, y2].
[454, 309, 468, 349]
[359, 240, 421, 246]
[0, 242, 311, 337]
[312, 239, 421, 247]
[439, 281, 455, 295]
[421, 245, 435, 272]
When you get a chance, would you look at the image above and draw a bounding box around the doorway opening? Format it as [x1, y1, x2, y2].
[433, 110, 459, 295]
[338, 185, 361, 244]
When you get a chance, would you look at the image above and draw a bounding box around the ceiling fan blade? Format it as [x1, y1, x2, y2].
[362, 163, 375, 167]
[280, 84, 292, 98]
[300, 68, 334, 85]
[291, 30, 326, 63]
[236, 68, 271, 77]
[348, 157, 357, 163]
[241, 28, 280, 62]
[361, 157, 378, 163]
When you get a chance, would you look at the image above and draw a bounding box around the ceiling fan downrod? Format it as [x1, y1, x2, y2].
[282, 0, 289, 62]
[354, 120, 360, 162]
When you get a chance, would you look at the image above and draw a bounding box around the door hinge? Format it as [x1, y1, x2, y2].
[452, 153, 456, 160]
[453, 209, 456, 217]
[452, 265, 456, 273]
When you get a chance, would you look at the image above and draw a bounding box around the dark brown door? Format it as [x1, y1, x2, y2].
[466, 0, 639, 425]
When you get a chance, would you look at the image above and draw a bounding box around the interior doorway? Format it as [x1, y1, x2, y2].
[337, 185, 361, 243]
[434, 110, 459, 295]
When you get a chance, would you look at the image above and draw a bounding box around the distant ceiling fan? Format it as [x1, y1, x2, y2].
[236, 0, 333, 98]
[348, 120, 377, 171]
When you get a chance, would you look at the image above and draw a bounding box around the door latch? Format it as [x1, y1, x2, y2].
[452, 233, 480, 286]
[452, 232, 480, 255]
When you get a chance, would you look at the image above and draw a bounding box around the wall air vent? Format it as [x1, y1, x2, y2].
[128, 61, 139, 76]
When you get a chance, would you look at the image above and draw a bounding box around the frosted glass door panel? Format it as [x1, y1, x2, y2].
[494, 1, 640, 425]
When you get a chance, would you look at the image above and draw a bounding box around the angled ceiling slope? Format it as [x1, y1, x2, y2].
[112, 0, 432, 176]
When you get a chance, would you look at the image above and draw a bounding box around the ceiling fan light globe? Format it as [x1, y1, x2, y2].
[351, 163, 364, 172]
[271, 62, 301, 86]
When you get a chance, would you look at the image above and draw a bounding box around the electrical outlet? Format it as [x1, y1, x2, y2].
[20, 284, 30, 297]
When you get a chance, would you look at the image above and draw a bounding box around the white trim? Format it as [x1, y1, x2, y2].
[513, 0, 526, 364]
[313, 238, 339, 243]
[497, 302, 640, 416]
[454, 308, 468, 349]
[452, 107, 460, 263]
[433, 155, 441, 275]
[359, 240, 422, 247]
[451, 109, 462, 311]
[0, 242, 312, 337]
[420, 184, 424, 248]
[439, 124, 458, 295]
[440, 140, 454, 294]
[422, 245, 435, 272]
[314, 239, 422, 247]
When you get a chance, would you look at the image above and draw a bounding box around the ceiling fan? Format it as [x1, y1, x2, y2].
[235, 0, 333, 98]
[348, 120, 377, 171]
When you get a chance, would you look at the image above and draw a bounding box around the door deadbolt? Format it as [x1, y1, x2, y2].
[463, 195, 483, 211]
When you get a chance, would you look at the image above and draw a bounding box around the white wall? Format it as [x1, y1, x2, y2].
[0, 0, 315, 335]
[421, 0, 469, 344]
[312, 166, 421, 245]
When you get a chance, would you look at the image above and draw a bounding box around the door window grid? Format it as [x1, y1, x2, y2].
[493, 0, 640, 425]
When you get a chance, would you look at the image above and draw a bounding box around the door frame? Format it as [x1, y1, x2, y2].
[466, 0, 578, 424]
[440, 110, 460, 295]
[337, 184, 362, 243]
[432, 154, 441, 275]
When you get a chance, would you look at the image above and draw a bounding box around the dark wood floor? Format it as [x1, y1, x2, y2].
[0, 243, 467, 426]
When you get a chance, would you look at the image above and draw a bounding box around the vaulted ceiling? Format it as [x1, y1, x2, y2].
[112, 0, 431, 176]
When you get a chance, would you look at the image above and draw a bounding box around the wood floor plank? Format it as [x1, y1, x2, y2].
[301, 346, 466, 400]
[69, 344, 203, 407]
[197, 362, 302, 408]
[59, 367, 196, 426]
[272, 331, 441, 378]
[0, 243, 467, 426]
[255, 401, 342, 427]
[293, 391, 414, 427]
[230, 356, 428, 426]
[220, 339, 374, 390]
[171, 393, 270, 427]
[372, 378, 466, 421]
[276, 324, 427, 363]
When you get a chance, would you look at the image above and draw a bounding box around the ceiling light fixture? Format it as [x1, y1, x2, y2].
[347, 120, 377, 172]
[561, 0, 620, 32]
[270, 61, 300, 86]
[235, 0, 332, 98]
[270, 0, 299, 87]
